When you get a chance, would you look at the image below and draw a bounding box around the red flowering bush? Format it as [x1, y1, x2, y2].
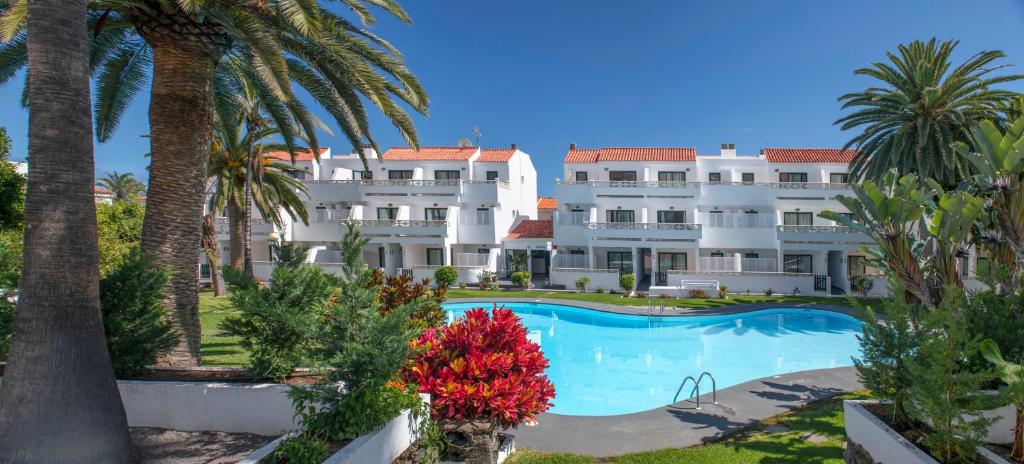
[403, 307, 555, 429]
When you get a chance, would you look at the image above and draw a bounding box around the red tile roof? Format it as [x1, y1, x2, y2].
[381, 146, 478, 161]
[564, 147, 696, 163]
[506, 220, 553, 240]
[476, 148, 516, 162]
[537, 197, 557, 210]
[263, 147, 329, 162]
[762, 148, 856, 163]
[94, 187, 112, 195]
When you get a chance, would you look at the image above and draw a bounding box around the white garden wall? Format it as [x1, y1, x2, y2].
[844, 400, 938, 464]
[550, 269, 620, 291]
[667, 272, 821, 296]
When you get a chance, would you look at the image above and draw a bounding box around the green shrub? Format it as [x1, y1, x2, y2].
[0, 231, 21, 359]
[619, 273, 635, 293]
[511, 270, 531, 290]
[962, 289, 1024, 375]
[595, 288, 604, 294]
[717, 285, 728, 299]
[574, 275, 590, 293]
[458, 282, 468, 289]
[100, 250, 177, 377]
[96, 200, 144, 276]
[434, 266, 457, 289]
[478, 270, 497, 290]
[270, 241, 310, 269]
[220, 265, 338, 381]
[764, 288, 774, 296]
[852, 291, 919, 426]
[687, 289, 708, 299]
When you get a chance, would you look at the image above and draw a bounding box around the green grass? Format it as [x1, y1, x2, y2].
[445, 289, 877, 312]
[198, 291, 247, 367]
[505, 392, 870, 464]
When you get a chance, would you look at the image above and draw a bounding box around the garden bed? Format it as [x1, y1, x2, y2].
[131, 427, 277, 464]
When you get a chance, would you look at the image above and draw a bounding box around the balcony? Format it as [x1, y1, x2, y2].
[349, 219, 450, 243]
[583, 221, 702, 244]
[698, 256, 778, 273]
[700, 213, 775, 228]
[776, 225, 872, 250]
[303, 179, 509, 202]
[555, 179, 700, 203]
[213, 217, 274, 237]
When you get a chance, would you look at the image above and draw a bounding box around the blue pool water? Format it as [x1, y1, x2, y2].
[442, 302, 862, 416]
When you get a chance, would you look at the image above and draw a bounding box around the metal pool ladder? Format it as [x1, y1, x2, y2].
[672, 371, 718, 409]
[646, 297, 665, 318]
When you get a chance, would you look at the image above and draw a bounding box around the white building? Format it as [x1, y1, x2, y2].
[207, 145, 540, 284]
[547, 144, 886, 296]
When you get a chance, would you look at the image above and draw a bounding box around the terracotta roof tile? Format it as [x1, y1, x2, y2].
[762, 148, 856, 163]
[537, 197, 557, 210]
[477, 148, 516, 162]
[564, 147, 696, 163]
[506, 220, 553, 240]
[381, 146, 478, 161]
[94, 187, 112, 195]
[263, 147, 329, 162]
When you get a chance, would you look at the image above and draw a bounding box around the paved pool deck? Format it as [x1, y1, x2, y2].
[445, 297, 864, 456]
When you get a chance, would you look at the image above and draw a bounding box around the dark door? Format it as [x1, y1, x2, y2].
[530, 250, 550, 276]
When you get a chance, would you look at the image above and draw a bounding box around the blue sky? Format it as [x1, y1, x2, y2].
[2, 0, 1024, 196]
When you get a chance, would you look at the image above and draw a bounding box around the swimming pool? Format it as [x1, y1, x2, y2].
[442, 302, 862, 416]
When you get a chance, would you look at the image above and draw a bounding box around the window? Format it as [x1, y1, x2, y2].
[377, 207, 398, 220]
[783, 212, 813, 226]
[607, 251, 633, 274]
[609, 171, 637, 182]
[848, 255, 866, 276]
[289, 171, 306, 180]
[783, 254, 813, 274]
[658, 171, 686, 182]
[833, 212, 855, 225]
[656, 210, 686, 223]
[575, 171, 589, 182]
[830, 173, 849, 184]
[606, 210, 635, 223]
[352, 170, 372, 180]
[388, 170, 413, 180]
[741, 172, 755, 183]
[475, 208, 491, 225]
[708, 172, 722, 183]
[569, 249, 585, 255]
[424, 208, 447, 221]
[657, 253, 687, 271]
[378, 247, 385, 268]
[478, 248, 490, 254]
[710, 252, 725, 258]
[486, 171, 499, 181]
[779, 172, 808, 183]
[434, 170, 460, 180]
[744, 252, 760, 259]
[426, 248, 444, 266]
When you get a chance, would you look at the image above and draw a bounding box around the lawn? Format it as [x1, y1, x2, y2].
[445, 288, 878, 312]
[198, 291, 247, 367]
[505, 392, 869, 464]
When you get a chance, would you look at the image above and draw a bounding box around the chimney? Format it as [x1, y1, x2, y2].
[510, 143, 518, 150]
[721, 143, 737, 159]
[569, 143, 577, 150]
[361, 146, 378, 159]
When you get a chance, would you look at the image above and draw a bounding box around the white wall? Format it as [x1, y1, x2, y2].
[550, 269, 620, 291]
[666, 272, 821, 296]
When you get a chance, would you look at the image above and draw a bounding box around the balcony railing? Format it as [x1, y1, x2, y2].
[552, 254, 589, 269]
[558, 212, 590, 226]
[584, 222, 701, 231]
[349, 219, 448, 228]
[701, 213, 775, 228]
[455, 253, 490, 267]
[306, 179, 510, 189]
[698, 257, 778, 273]
[555, 179, 849, 190]
[557, 180, 701, 188]
[770, 182, 849, 190]
[777, 225, 854, 233]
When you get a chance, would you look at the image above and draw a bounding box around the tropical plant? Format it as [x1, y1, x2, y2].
[370, 270, 446, 330]
[100, 250, 177, 377]
[0, 0, 428, 367]
[511, 270, 531, 290]
[836, 38, 1022, 186]
[574, 275, 590, 293]
[97, 171, 145, 201]
[478, 269, 497, 290]
[434, 266, 457, 289]
[980, 339, 1024, 461]
[220, 265, 337, 381]
[0, 0, 134, 459]
[688, 289, 708, 299]
[404, 307, 555, 463]
[619, 273, 635, 294]
[0, 127, 24, 231]
[507, 250, 528, 272]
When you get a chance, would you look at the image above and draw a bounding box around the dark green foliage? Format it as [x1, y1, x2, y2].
[962, 289, 1024, 376]
[338, 222, 369, 277]
[619, 273, 635, 293]
[434, 266, 457, 289]
[99, 250, 177, 377]
[270, 240, 310, 269]
[96, 200, 144, 275]
[511, 270, 531, 290]
[853, 292, 919, 426]
[220, 265, 338, 381]
[0, 127, 24, 231]
[906, 288, 994, 463]
[0, 231, 20, 359]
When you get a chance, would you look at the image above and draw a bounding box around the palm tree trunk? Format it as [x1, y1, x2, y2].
[141, 42, 219, 368]
[201, 214, 225, 296]
[0, 0, 133, 461]
[227, 196, 245, 270]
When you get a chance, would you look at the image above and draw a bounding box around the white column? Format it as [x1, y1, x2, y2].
[588, 246, 596, 269]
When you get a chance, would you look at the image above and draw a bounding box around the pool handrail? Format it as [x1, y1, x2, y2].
[689, 371, 718, 405]
[673, 375, 700, 408]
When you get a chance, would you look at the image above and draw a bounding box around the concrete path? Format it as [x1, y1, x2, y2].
[512, 366, 862, 456]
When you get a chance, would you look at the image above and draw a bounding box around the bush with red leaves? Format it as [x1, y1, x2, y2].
[403, 307, 555, 429]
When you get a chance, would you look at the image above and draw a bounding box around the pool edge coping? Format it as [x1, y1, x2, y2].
[444, 297, 864, 320]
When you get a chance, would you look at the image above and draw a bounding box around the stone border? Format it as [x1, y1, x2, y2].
[445, 296, 864, 319]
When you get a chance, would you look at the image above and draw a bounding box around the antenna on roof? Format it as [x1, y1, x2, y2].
[472, 126, 481, 146]
[457, 137, 473, 147]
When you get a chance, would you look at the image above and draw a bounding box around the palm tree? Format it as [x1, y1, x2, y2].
[836, 38, 1022, 187]
[97, 170, 145, 201]
[0, 0, 133, 461]
[0, 0, 428, 366]
[207, 69, 317, 275]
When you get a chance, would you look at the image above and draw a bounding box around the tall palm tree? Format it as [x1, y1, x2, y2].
[0, 0, 428, 366]
[97, 170, 145, 201]
[836, 38, 1022, 187]
[0, 0, 133, 461]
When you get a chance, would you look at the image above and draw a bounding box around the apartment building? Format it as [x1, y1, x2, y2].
[547, 144, 885, 296]
[207, 144, 540, 283]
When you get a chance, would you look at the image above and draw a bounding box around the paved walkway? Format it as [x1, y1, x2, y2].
[514, 367, 862, 456]
[445, 297, 864, 456]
